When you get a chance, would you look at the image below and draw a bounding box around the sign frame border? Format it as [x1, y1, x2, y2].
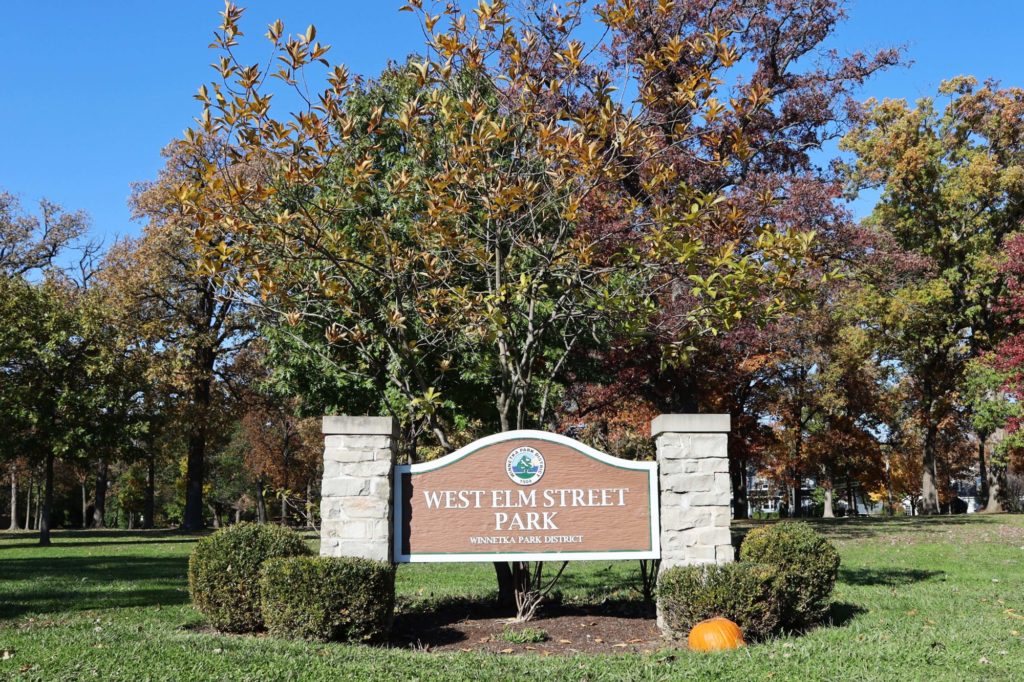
[393, 429, 661, 563]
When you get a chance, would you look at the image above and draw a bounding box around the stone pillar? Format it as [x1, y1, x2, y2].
[320, 416, 397, 563]
[653, 414, 732, 630]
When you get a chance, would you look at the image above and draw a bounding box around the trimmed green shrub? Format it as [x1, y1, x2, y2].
[188, 523, 311, 633]
[740, 521, 841, 628]
[657, 562, 785, 641]
[259, 556, 395, 643]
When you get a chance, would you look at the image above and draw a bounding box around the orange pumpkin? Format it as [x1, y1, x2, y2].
[687, 617, 745, 651]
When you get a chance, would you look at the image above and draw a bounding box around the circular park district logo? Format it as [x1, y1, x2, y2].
[505, 446, 545, 486]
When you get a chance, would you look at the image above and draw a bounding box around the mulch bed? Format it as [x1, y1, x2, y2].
[391, 601, 668, 655]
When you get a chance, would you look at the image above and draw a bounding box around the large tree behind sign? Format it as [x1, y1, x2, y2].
[180, 0, 816, 450]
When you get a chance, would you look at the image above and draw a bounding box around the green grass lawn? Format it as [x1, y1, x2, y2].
[2, 516, 1024, 681]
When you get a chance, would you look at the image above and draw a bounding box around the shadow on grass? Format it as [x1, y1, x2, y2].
[732, 515, 998, 544]
[839, 567, 943, 586]
[0, 529, 208, 551]
[0, 555, 190, 619]
[391, 595, 492, 648]
[0, 587, 189, 619]
[0, 538, 202, 550]
[0, 524, 207, 536]
[1, 529, 190, 538]
[824, 601, 867, 627]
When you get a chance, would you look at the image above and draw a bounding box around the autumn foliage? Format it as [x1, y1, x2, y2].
[175, 1, 819, 455]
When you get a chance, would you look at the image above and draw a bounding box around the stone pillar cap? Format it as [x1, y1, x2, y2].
[322, 415, 398, 436]
[651, 414, 730, 437]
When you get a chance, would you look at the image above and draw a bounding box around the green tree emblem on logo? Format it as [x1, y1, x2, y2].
[513, 454, 538, 479]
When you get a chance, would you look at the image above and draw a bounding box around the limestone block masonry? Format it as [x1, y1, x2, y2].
[652, 414, 732, 632]
[320, 416, 397, 563]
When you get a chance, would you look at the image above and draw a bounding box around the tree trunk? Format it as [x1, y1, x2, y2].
[492, 386, 537, 611]
[143, 451, 155, 529]
[182, 352, 213, 532]
[24, 475, 32, 530]
[208, 504, 220, 529]
[39, 451, 54, 546]
[793, 469, 803, 518]
[305, 479, 314, 528]
[8, 469, 19, 531]
[127, 512, 134, 530]
[920, 421, 941, 515]
[93, 458, 108, 528]
[983, 466, 1005, 513]
[81, 483, 88, 529]
[182, 424, 208, 531]
[977, 437, 989, 508]
[280, 434, 291, 526]
[885, 457, 896, 515]
[255, 478, 267, 524]
[730, 457, 748, 520]
[497, 396, 511, 432]
[494, 561, 516, 610]
[822, 487, 835, 519]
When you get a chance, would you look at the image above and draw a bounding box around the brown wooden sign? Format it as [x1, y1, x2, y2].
[393, 430, 659, 562]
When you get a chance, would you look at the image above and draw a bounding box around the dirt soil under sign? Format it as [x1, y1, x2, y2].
[391, 602, 666, 655]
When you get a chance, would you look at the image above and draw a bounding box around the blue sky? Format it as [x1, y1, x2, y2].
[1, 1, 1021, 245]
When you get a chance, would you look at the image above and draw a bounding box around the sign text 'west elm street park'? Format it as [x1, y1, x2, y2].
[393, 431, 660, 562]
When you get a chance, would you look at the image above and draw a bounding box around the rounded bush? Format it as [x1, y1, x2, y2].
[188, 523, 311, 633]
[740, 521, 840, 628]
[658, 562, 785, 641]
[259, 556, 395, 643]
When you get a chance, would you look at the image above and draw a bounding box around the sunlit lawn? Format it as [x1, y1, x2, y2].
[2, 515, 1024, 680]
